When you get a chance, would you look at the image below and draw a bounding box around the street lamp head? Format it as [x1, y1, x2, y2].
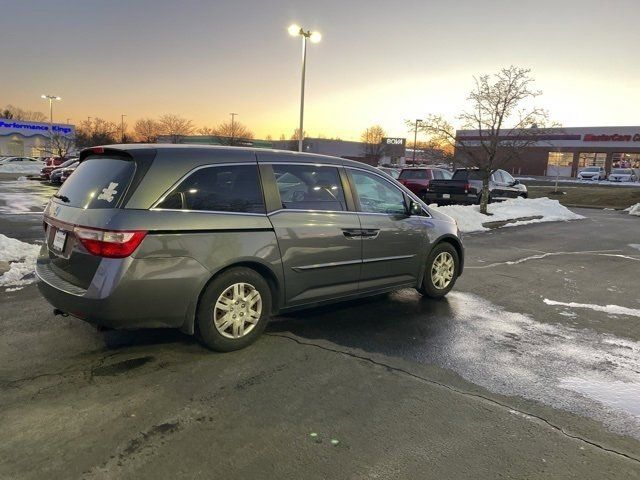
[288, 24, 301, 36]
[309, 31, 322, 43]
[41, 94, 47, 99]
[55, 96, 61, 101]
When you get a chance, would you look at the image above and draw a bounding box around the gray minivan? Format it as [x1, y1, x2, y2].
[37, 145, 464, 351]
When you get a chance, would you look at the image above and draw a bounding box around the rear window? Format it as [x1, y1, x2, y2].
[398, 169, 428, 180]
[55, 157, 135, 209]
[452, 170, 482, 180]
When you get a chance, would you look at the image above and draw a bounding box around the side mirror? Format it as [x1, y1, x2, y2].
[513, 179, 520, 185]
[409, 200, 422, 216]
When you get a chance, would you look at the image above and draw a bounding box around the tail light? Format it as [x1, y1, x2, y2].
[74, 226, 147, 258]
[464, 183, 471, 193]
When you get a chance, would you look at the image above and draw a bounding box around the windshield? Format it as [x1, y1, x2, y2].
[54, 157, 135, 208]
[583, 167, 600, 172]
[612, 169, 632, 174]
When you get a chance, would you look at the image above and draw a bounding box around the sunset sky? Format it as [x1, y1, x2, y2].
[2, 0, 639, 141]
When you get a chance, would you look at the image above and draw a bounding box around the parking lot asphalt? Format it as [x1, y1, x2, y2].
[1, 181, 639, 479]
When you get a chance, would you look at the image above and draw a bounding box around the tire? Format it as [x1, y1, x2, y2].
[196, 267, 272, 352]
[417, 242, 459, 299]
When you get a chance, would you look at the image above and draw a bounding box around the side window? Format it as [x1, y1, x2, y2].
[502, 171, 515, 184]
[273, 164, 347, 211]
[155, 164, 265, 213]
[350, 169, 406, 215]
[492, 171, 504, 183]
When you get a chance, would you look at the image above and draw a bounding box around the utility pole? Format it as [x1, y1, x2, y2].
[230, 112, 238, 146]
[121, 114, 127, 143]
[413, 119, 422, 165]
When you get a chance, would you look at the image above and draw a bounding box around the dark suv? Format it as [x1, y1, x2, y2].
[37, 145, 464, 351]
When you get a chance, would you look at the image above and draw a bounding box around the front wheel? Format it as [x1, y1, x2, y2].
[196, 267, 272, 352]
[417, 243, 459, 298]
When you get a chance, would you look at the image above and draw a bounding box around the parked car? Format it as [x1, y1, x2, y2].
[59, 162, 79, 183]
[376, 166, 401, 179]
[37, 145, 464, 352]
[608, 168, 638, 183]
[397, 167, 452, 200]
[44, 157, 64, 168]
[50, 160, 79, 184]
[0, 156, 41, 165]
[577, 166, 606, 181]
[423, 168, 528, 205]
[41, 157, 77, 181]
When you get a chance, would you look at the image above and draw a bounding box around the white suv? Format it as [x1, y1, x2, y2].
[577, 166, 606, 181]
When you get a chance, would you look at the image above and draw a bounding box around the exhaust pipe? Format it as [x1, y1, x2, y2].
[53, 308, 69, 317]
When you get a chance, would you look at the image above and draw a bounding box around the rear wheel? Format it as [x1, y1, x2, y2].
[417, 243, 459, 298]
[196, 267, 272, 352]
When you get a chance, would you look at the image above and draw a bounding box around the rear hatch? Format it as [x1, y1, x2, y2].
[42, 148, 151, 289]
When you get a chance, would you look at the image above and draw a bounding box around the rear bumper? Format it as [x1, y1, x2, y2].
[36, 254, 211, 330]
[423, 193, 478, 205]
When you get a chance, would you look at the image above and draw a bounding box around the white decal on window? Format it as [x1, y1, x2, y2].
[97, 182, 119, 202]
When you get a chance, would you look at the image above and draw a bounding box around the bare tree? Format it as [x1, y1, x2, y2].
[212, 120, 254, 146]
[75, 118, 119, 149]
[197, 126, 215, 136]
[158, 114, 194, 143]
[361, 125, 386, 163]
[411, 66, 552, 214]
[290, 128, 306, 141]
[40, 133, 76, 159]
[133, 118, 161, 143]
[2, 104, 47, 122]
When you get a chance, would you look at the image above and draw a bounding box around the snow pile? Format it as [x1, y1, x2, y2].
[626, 203, 640, 216]
[432, 197, 584, 233]
[0, 234, 41, 287]
[0, 163, 43, 174]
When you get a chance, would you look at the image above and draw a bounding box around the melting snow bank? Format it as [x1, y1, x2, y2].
[626, 203, 640, 216]
[544, 298, 640, 318]
[0, 234, 41, 287]
[431, 197, 584, 233]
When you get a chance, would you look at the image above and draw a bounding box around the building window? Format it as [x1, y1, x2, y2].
[155, 164, 265, 213]
[612, 153, 640, 169]
[547, 152, 573, 167]
[578, 152, 606, 167]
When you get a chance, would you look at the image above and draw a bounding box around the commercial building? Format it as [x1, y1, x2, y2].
[0, 118, 75, 157]
[456, 126, 640, 177]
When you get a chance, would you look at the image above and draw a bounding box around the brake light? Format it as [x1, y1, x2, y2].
[74, 226, 147, 258]
[92, 147, 105, 154]
[464, 183, 471, 193]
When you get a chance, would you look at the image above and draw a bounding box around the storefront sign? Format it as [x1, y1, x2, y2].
[381, 137, 406, 157]
[0, 119, 73, 135]
[583, 133, 640, 142]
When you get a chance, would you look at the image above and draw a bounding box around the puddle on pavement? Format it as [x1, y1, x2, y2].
[560, 376, 640, 418]
[0, 180, 55, 215]
[429, 292, 640, 439]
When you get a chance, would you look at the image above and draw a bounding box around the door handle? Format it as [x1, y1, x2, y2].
[360, 229, 380, 239]
[342, 228, 362, 239]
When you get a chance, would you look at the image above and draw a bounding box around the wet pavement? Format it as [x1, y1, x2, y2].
[1, 180, 639, 478]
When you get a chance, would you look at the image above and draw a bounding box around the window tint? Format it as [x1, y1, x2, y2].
[350, 170, 406, 215]
[501, 171, 515, 183]
[56, 157, 135, 209]
[155, 164, 265, 213]
[273, 164, 346, 211]
[398, 169, 428, 180]
[452, 169, 483, 180]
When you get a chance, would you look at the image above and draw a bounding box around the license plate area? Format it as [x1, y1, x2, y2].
[51, 228, 68, 254]
[442, 193, 451, 199]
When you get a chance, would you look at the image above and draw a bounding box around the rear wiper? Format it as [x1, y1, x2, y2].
[53, 194, 70, 203]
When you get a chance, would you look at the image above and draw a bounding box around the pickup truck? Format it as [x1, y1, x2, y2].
[397, 167, 451, 199]
[423, 168, 528, 205]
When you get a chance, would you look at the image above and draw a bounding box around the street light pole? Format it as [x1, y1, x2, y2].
[288, 24, 321, 152]
[121, 114, 127, 143]
[41, 94, 61, 154]
[230, 112, 238, 146]
[413, 119, 422, 164]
